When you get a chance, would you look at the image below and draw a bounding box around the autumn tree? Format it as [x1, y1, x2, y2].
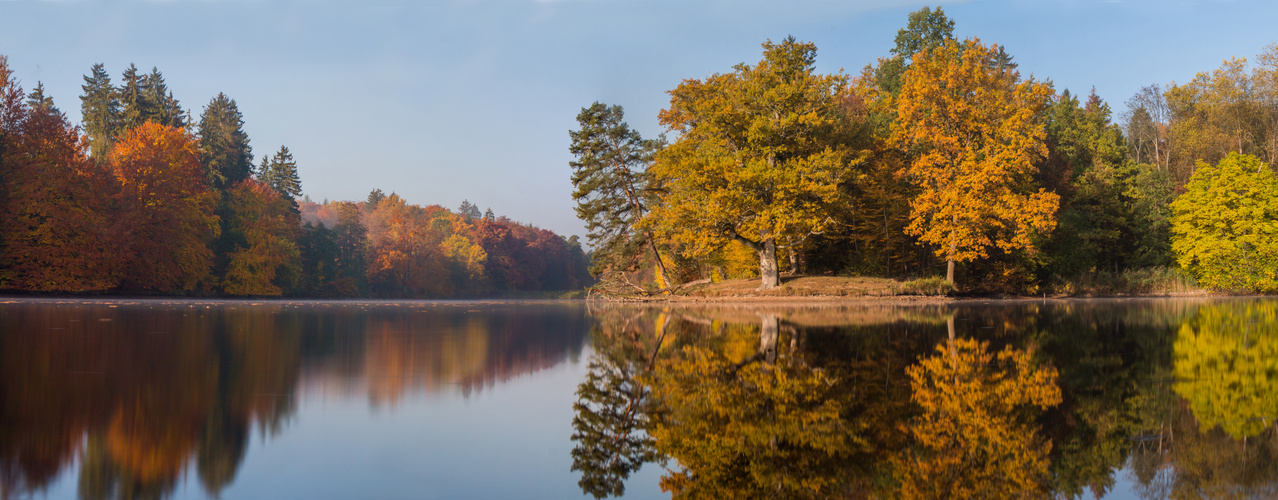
[221, 179, 302, 296]
[109, 122, 219, 292]
[890, 39, 1058, 285]
[569, 102, 671, 289]
[0, 57, 121, 291]
[197, 93, 253, 190]
[648, 37, 864, 289]
[1169, 153, 1278, 291]
[80, 63, 121, 160]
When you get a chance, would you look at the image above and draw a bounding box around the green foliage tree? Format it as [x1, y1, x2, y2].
[119, 64, 155, 131]
[145, 67, 187, 128]
[569, 102, 671, 288]
[457, 199, 481, 221]
[26, 82, 57, 114]
[648, 37, 864, 289]
[197, 93, 253, 190]
[258, 145, 302, 201]
[1170, 153, 1278, 291]
[873, 6, 956, 95]
[80, 63, 121, 160]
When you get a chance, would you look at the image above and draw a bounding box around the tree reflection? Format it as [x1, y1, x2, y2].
[646, 313, 861, 499]
[893, 330, 1061, 499]
[570, 309, 667, 498]
[1174, 300, 1278, 439]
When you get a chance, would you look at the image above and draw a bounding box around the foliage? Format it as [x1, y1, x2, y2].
[891, 38, 1058, 285]
[109, 122, 219, 292]
[79, 63, 120, 160]
[1170, 153, 1278, 291]
[257, 145, 302, 200]
[221, 179, 301, 296]
[894, 337, 1062, 499]
[197, 92, 253, 190]
[648, 37, 865, 289]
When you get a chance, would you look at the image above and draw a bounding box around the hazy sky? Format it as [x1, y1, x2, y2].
[1, 0, 1274, 239]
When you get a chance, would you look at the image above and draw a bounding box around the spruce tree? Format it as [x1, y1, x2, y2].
[261, 145, 302, 199]
[145, 67, 187, 128]
[26, 82, 58, 115]
[80, 63, 121, 160]
[197, 93, 253, 190]
[458, 199, 481, 221]
[367, 189, 385, 208]
[119, 63, 155, 131]
[569, 102, 669, 286]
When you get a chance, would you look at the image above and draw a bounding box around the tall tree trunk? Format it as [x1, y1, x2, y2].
[758, 237, 780, 290]
[946, 234, 957, 285]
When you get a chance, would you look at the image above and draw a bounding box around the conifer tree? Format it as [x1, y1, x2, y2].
[197, 93, 253, 190]
[26, 82, 57, 115]
[260, 145, 302, 200]
[458, 199, 481, 221]
[145, 67, 187, 128]
[569, 102, 670, 288]
[119, 63, 155, 131]
[79, 63, 121, 160]
[367, 188, 385, 208]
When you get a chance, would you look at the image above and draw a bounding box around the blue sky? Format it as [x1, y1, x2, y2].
[1, 0, 1274, 239]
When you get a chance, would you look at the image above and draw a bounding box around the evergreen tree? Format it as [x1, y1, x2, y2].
[79, 63, 120, 160]
[457, 199, 481, 221]
[26, 82, 57, 115]
[874, 6, 957, 95]
[260, 145, 302, 200]
[484, 207, 495, 220]
[569, 102, 670, 286]
[366, 188, 385, 208]
[197, 93, 253, 190]
[145, 67, 187, 128]
[119, 63, 155, 131]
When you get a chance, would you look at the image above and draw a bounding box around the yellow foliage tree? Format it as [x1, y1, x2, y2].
[890, 39, 1058, 285]
[646, 37, 865, 289]
[1174, 300, 1278, 439]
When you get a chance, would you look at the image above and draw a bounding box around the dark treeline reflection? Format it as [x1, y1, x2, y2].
[0, 300, 588, 499]
[572, 299, 1278, 499]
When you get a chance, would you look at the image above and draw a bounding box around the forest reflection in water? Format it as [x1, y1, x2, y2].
[571, 299, 1278, 499]
[2, 299, 1277, 499]
[0, 300, 589, 500]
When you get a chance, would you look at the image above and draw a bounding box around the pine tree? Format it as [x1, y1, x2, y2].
[260, 145, 301, 199]
[119, 63, 155, 131]
[367, 188, 385, 208]
[569, 102, 670, 287]
[484, 208, 495, 220]
[197, 93, 253, 190]
[79, 63, 121, 160]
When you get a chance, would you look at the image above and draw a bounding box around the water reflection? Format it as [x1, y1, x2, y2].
[573, 299, 1278, 499]
[0, 300, 587, 500]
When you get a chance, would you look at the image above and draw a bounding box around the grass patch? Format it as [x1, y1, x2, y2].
[896, 277, 954, 296]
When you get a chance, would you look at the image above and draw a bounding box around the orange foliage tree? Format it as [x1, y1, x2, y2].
[109, 122, 219, 292]
[221, 179, 301, 295]
[890, 39, 1058, 285]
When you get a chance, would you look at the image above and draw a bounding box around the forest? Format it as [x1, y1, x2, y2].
[0, 59, 592, 297]
[571, 7, 1278, 294]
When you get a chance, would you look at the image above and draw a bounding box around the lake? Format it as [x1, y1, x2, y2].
[0, 297, 1272, 499]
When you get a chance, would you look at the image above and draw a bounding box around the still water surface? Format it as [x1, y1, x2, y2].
[0, 298, 1274, 499]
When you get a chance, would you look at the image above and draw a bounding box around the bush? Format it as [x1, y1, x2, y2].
[1054, 266, 1197, 296]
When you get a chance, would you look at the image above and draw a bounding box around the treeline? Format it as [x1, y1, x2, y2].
[572, 7, 1278, 293]
[0, 57, 590, 297]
